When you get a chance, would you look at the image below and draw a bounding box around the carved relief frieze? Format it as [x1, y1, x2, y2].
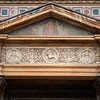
[1, 47, 100, 64]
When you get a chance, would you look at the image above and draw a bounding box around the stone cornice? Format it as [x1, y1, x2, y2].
[1, 63, 99, 80]
[0, 35, 97, 45]
[0, 34, 99, 45]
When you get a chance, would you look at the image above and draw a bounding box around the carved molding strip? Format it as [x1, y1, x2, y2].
[1, 47, 100, 64]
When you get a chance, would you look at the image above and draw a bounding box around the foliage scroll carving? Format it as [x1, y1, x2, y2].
[1, 47, 100, 64]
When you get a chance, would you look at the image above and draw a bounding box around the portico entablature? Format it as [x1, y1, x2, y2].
[0, 3, 100, 81]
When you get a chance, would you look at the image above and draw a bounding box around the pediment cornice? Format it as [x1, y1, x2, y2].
[0, 3, 100, 34]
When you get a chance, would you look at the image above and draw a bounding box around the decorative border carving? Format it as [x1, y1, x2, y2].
[1, 47, 100, 64]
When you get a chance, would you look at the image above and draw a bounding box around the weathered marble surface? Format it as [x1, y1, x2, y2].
[1, 47, 100, 64]
[8, 18, 92, 36]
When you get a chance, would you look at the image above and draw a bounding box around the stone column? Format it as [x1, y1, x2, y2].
[94, 76, 100, 100]
[0, 76, 7, 100]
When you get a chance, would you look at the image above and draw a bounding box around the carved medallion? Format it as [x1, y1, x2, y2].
[6, 49, 22, 64]
[80, 49, 95, 64]
[43, 48, 59, 63]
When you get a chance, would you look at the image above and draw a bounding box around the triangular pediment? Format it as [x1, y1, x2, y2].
[0, 3, 100, 35]
[8, 18, 92, 36]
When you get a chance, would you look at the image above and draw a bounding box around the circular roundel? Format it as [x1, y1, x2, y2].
[6, 49, 22, 64]
[84, 8, 90, 15]
[43, 48, 59, 63]
[80, 49, 95, 64]
[10, 8, 17, 16]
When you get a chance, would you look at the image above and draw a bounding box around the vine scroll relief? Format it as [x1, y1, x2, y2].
[1, 47, 100, 64]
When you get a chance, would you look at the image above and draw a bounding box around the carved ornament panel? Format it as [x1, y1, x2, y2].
[1, 47, 100, 64]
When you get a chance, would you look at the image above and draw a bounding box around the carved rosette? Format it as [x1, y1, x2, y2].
[1, 47, 99, 64]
